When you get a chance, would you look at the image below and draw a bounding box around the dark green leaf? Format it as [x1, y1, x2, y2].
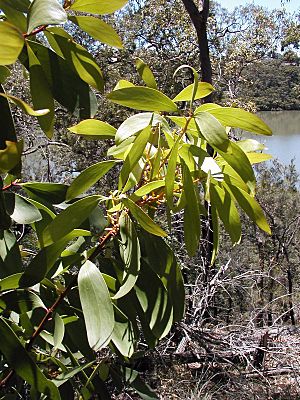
[0, 317, 61, 399]
[22, 182, 68, 205]
[78, 260, 114, 351]
[113, 212, 141, 299]
[0, 289, 45, 314]
[67, 160, 115, 200]
[122, 198, 167, 237]
[0, 65, 10, 83]
[4, 193, 42, 224]
[0, 230, 22, 280]
[41, 195, 100, 246]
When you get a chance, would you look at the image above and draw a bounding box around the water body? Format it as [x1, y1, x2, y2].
[245, 110, 300, 172]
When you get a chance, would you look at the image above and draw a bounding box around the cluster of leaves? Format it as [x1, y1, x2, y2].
[0, 0, 273, 398]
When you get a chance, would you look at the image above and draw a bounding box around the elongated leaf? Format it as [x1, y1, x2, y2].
[45, 29, 104, 91]
[218, 141, 256, 193]
[226, 182, 271, 234]
[195, 112, 229, 152]
[247, 152, 272, 164]
[236, 139, 266, 153]
[69, 15, 123, 48]
[0, 318, 60, 399]
[165, 138, 180, 210]
[130, 180, 165, 201]
[41, 195, 100, 246]
[70, 0, 128, 14]
[67, 160, 115, 200]
[78, 260, 114, 351]
[139, 231, 185, 322]
[0, 93, 49, 116]
[53, 313, 65, 350]
[136, 58, 157, 89]
[210, 203, 219, 265]
[182, 159, 200, 256]
[119, 126, 151, 190]
[0, 230, 22, 279]
[210, 183, 241, 244]
[27, 0, 67, 34]
[0, 21, 24, 66]
[113, 212, 140, 299]
[1, 0, 30, 13]
[111, 307, 136, 357]
[122, 198, 167, 237]
[123, 367, 159, 400]
[173, 82, 214, 102]
[0, 289, 45, 314]
[68, 119, 116, 140]
[116, 112, 163, 144]
[27, 45, 54, 138]
[4, 193, 42, 224]
[20, 40, 97, 118]
[22, 182, 68, 205]
[135, 262, 173, 340]
[107, 87, 178, 112]
[196, 106, 272, 136]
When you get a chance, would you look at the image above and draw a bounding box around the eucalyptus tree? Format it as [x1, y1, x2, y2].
[0, 0, 273, 398]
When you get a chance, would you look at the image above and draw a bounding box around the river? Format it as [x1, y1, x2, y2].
[245, 110, 300, 172]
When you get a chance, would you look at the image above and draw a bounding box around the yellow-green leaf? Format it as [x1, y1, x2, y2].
[0, 22, 24, 66]
[27, 0, 67, 34]
[0, 93, 49, 116]
[69, 0, 128, 15]
[136, 58, 157, 89]
[173, 82, 214, 102]
[68, 119, 116, 140]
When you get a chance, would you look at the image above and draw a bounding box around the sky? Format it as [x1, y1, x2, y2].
[220, 0, 299, 13]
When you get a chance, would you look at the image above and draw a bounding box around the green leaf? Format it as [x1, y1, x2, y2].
[45, 29, 104, 92]
[0, 141, 22, 173]
[22, 182, 68, 205]
[78, 260, 114, 351]
[0, 93, 49, 116]
[210, 182, 241, 244]
[0, 318, 61, 399]
[0, 230, 22, 279]
[68, 15, 123, 48]
[226, 182, 271, 234]
[196, 106, 272, 136]
[173, 82, 214, 102]
[122, 198, 167, 237]
[53, 313, 65, 350]
[20, 40, 97, 119]
[139, 231, 185, 322]
[130, 180, 165, 202]
[210, 203, 219, 265]
[27, 0, 67, 34]
[0, 289, 45, 314]
[246, 152, 272, 165]
[0, 66, 10, 83]
[27, 45, 55, 138]
[69, 0, 128, 14]
[0, 273, 22, 292]
[67, 160, 115, 200]
[218, 141, 256, 193]
[135, 58, 157, 89]
[236, 139, 266, 153]
[135, 262, 173, 340]
[41, 195, 100, 246]
[107, 87, 178, 112]
[0, 21, 24, 66]
[4, 193, 42, 224]
[115, 112, 163, 144]
[181, 159, 200, 256]
[165, 138, 180, 211]
[113, 212, 141, 299]
[111, 307, 136, 357]
[68, 119, 116, 140]
[0, 0, 30, 13]
[119, 126, 151, 191]
[195, 112, 229, 152]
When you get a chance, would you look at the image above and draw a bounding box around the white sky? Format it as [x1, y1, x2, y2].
[219, 0, 299, 12]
